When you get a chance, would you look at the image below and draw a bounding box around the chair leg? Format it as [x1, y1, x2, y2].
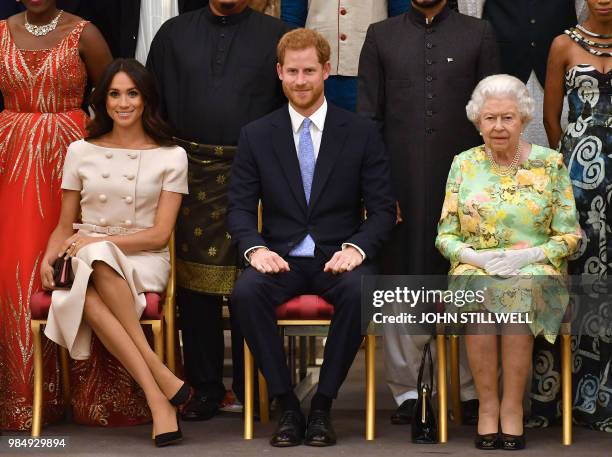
[165, 307, 176, 374]
[436, 334, 448, 443]
[365, 335, 376, 441]
[31, 320, 43, 437]
[449, 335, 462, 426]
[59, 347, 71, 420]
[258, 371, 269, 423]
[561, 334, 572, 445]
[151, 321, 164, 362]
[244, 340, 254, 439]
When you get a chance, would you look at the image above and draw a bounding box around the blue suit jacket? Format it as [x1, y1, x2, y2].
[227, 103, 396, 261]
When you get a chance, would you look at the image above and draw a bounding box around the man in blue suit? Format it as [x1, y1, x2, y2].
[227, 28, 395, 447]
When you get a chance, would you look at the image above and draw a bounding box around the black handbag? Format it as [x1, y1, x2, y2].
[52, 256, 73, 289]
[411, 341, 438, 444]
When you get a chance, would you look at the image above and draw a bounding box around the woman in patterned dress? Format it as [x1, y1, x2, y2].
[0, 0, 113, 430]
[437, 74, 581, 450]
[542, 0, 612, 433]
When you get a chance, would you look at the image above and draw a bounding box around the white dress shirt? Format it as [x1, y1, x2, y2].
[245, 98, 365, 263]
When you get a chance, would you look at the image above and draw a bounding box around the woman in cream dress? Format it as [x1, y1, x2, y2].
[40, 59, 190, 447]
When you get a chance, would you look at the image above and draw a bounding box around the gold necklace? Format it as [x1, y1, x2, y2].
[25, 10, 63, 37]
[485, 144, 521, 177]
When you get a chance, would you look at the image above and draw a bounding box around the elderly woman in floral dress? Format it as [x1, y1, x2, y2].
[436, 74, 582, 451]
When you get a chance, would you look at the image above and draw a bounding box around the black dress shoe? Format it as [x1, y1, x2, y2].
[390, 399, 416, 425]
[461, 399, 479, 426]
[475, 432, 500, 450]
[154, 412, 183, 447]
[270, 410, 305, 447]
[501, 433, 525, 450]
[180, 394, 220, 421]
[304, 409, 336, 447]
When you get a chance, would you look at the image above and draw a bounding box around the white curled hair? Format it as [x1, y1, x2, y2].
[466, 74, 535, 127]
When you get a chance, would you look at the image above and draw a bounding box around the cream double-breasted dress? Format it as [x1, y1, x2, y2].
[45, 139, 188, 360]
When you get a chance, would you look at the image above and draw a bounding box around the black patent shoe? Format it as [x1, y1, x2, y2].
[502, 433, 525, 450]
[390, 399, 416, 425]
[475, 432, 501, 450]
[154, 413, 183, 447]
[169, 383, 192, 408]
[304, 409, 336, 447]
[180, 393, 220, 421]
[270, 410, 305, 447]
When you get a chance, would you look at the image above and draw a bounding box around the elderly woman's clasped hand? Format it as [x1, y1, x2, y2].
[460, 246, 545, 277]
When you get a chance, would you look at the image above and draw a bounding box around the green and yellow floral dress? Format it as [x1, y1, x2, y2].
[436, 145, 582, 342]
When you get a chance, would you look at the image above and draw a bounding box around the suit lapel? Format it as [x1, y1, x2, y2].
[308, 105, 348, 214]
[271, 109, 308, 212]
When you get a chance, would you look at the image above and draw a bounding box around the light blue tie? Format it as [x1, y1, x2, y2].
[290, 118, 316, 257]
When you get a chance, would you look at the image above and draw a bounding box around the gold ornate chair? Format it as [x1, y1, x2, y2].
[437, 312, 573, 445]
[29, 234, 177, 437]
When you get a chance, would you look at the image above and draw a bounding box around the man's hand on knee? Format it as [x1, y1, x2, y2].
[249, 248, 290, 274]
[324, 246, 363, 275]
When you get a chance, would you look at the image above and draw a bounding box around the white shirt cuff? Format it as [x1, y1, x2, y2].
[342, 243, 366, 260]
[244, 245, 267, 264]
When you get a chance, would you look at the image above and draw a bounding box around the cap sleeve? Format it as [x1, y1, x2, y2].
[61, 142, 82, 191]
[162, 146, 189, 194]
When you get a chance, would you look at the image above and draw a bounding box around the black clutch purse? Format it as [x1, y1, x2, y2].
[411, 341, 438, 444]
[52, 256, 73, 289]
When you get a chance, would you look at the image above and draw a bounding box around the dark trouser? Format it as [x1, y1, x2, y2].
[178, 288, 246, 402]
[230, 252, 375, 398]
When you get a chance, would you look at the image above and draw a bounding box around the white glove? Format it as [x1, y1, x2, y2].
[459, 248, 503, 269]
[484, 247, 545, 277]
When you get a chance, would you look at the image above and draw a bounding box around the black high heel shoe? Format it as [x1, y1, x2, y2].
[501, 432, 525, 450]
[169, 383, 192, 408]
[154, 412, 183, 447]
[475, 432, 501, 450]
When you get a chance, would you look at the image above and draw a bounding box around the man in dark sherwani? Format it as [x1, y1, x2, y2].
[357, 0, 500, 425]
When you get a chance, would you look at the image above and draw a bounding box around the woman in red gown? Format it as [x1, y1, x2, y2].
[0, 0, 148, 430]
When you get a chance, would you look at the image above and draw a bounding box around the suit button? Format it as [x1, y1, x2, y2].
[426, 42, 433, 49]
[531, 41, 536, 47]
[125, 196, 133, 204]
[340, 8, 347, 15]
[125, 173, 135, 180]
[530, 18, 536, 24]
[426, 59, 433, 65]
[125, 220, 132, 227]
[426, 110, 433, 117]
[99, 194, 107, 202]
[427, 93, 434, 99]
[340, 33, 347, 41]
[102, 171, 110, 178]
[426, 128, 434, 134]
[128, 152, 138, 159]
[99, 218, 107, 225]
[105, 151, 113, 159]
[426, 75, 433, 82]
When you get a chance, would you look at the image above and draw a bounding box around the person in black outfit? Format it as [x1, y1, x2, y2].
[147, 0, 289, 421]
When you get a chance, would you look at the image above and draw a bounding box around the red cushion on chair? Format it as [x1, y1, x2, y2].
[30, 291, 52, 320]
[30, 291, 164, 320]
[275, 295, 334, 320]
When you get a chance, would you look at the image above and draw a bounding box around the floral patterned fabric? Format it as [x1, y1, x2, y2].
[436, 144, 581, 342]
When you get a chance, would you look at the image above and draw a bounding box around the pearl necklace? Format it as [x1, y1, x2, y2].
[486, 144, 521, 177]
[25, 10, 63, 37]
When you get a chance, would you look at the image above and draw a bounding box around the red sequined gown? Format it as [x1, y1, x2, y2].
[0, 20, 149, 430]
